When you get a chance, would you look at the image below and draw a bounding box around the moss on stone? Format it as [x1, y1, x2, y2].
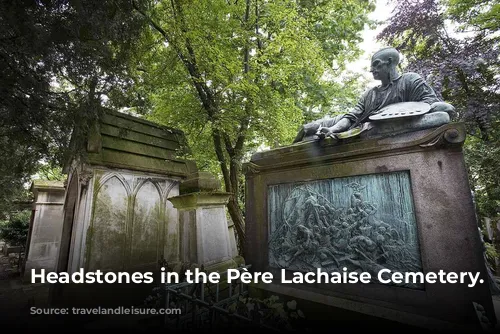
[88, 149, 192, 177]
[32, 180, 65, 188]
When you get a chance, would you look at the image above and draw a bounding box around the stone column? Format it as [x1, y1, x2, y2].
[168, 172, 241, 272]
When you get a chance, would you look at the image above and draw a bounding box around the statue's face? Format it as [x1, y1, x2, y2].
[370, 57, 390, 81]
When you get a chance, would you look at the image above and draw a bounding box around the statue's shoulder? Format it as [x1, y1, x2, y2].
[401, 72, 424, 81]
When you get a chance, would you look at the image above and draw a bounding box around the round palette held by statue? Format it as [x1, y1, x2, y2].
[369, 102, 431, 121]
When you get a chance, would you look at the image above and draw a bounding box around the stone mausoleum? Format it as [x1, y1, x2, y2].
[244, 45, 497, 331]
[47, 110, 239, 307]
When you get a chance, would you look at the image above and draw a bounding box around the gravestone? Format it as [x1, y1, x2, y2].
[244, 121, 496, 330]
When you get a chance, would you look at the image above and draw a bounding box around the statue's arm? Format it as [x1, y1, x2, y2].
[317, 93, 367, 136]
[344, 92, 367, 125]
[293, 114, 352, 143]
[315, 117, 352, 138]
[406, 72, 455, 116]
[329, 115, 352, 133]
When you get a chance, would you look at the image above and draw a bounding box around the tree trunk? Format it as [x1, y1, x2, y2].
[227, 197, 246, 258]
[212, 129, 246, 257]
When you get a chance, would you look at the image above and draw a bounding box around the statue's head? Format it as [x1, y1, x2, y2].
[370, 47, 400, 81]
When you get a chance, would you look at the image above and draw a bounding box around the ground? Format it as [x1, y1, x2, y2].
[0, 253, 51, 328]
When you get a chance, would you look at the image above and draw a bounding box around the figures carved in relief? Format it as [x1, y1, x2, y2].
[268, 175, 423, 289]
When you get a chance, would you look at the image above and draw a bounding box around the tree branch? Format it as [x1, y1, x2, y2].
[132, 0, 217, 119]
[222, 133, 235, 156]
[132, 0, 171, 43]
[234, 116, 249, 154]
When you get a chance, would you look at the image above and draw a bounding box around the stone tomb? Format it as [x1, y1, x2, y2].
[244, 122, 496, 330]
[50, 110, 238, 307]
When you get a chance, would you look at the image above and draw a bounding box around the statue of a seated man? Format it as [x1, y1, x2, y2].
[293, 47, 454, 143]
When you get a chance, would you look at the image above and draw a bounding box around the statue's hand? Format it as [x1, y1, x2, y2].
[430, 101, 455, 116]
[315, 126, 338, 140]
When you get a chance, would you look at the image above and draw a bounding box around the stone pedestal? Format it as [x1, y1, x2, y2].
[244, 122, 496, 330]
[168, 172, 239, 272]
[23, 180, 65, 282]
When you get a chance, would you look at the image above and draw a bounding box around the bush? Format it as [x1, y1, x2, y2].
[0, 210, 31, 247]
[485, 242, 498, 270]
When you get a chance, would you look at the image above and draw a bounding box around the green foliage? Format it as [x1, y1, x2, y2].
[2, 0, 375, 252]
[0, 0, 147, 220]
[138, 0, 374, 145]
[464, 124, 500, 218]
[35, 164, 66, 182]
[446, 0, 500, 33]
[0, 176, 31, 221]
[0, 210, 31, 248]
[485, 241, 498, 267]
[379, 0, 500, 219]
[450, 0, 500, 219]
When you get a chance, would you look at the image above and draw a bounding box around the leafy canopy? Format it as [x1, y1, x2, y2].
[0, 0, 147, 215]
[447, 0, 500, 33]
[132, 0, 374, 175]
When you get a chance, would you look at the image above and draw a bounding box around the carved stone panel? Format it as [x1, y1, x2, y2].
[84, 170, 179, 273]
[87, 176, 128, 271]
[131, 180, 162, 270]
[268, 170, 424, 289]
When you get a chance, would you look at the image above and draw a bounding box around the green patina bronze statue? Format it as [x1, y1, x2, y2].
[293, 47, 455, 143]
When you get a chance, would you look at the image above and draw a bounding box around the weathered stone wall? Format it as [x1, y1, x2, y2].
[170, 192, 238, 270]
[85, 110, 195, 177]
[55, 110, 198, 276]
[65, 167, 181, 274]
[168, 171, 241, 271]
[50, 110, 239, 307]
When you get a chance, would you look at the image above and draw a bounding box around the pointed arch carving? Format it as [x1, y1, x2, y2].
[130, 178, 163, 270]
[163, 179, 180, 205]
[133, 177, 163, 200]
[96, 172, 132, 196]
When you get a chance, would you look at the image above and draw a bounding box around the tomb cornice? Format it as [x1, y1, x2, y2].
[244, 123, 466, 175]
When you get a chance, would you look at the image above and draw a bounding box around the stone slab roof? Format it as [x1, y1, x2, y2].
[74, 110, 198, 177]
